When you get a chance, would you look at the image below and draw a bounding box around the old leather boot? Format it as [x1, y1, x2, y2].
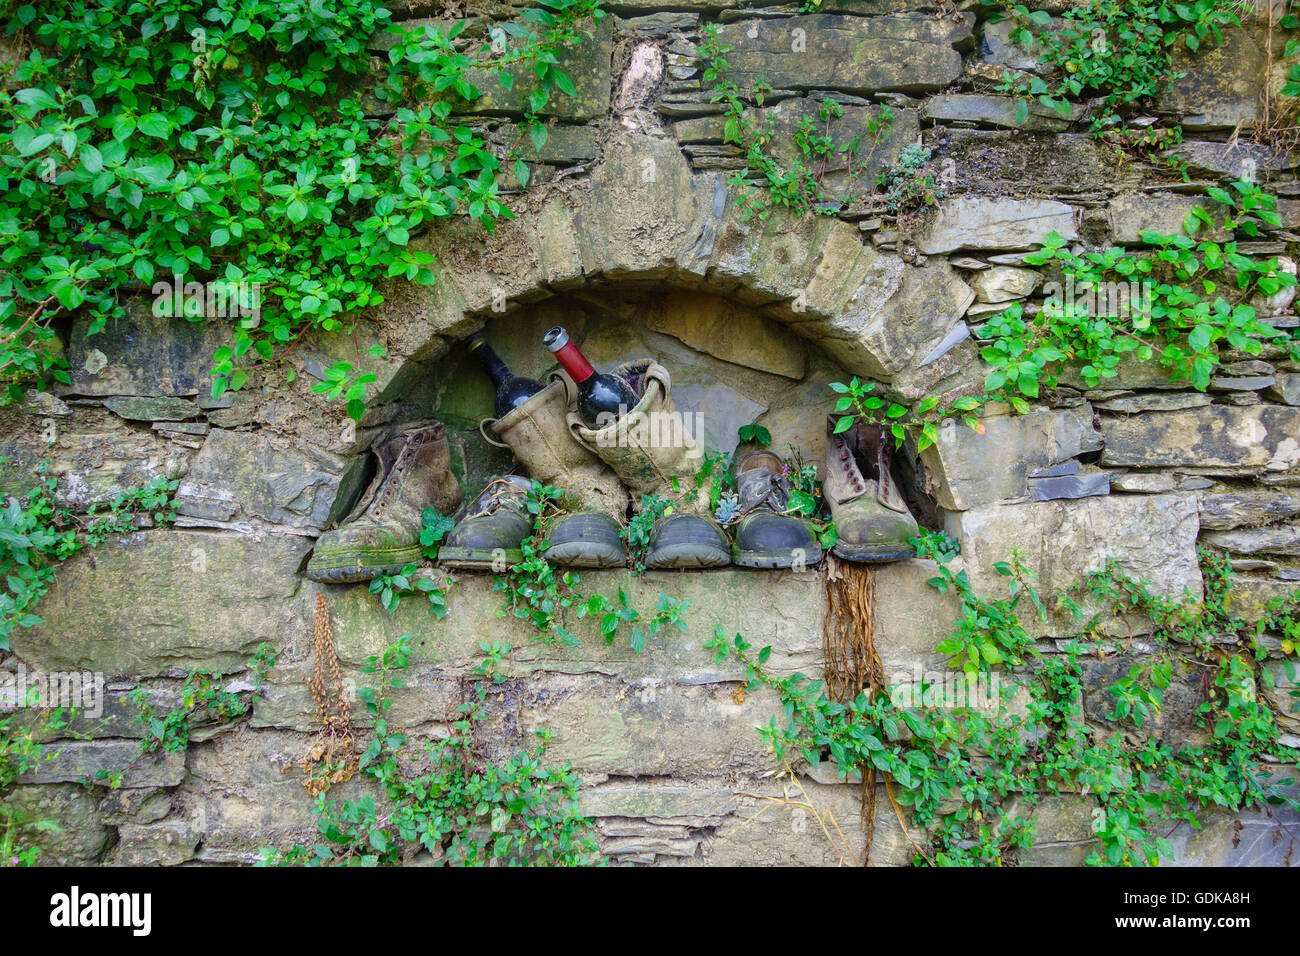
[306, 420, 462, 583]
[569, 359, 729, 569]
[730, 450, 823, 569]
[824, 416, 918, 563]
[488, 380, 625, 568]
[438, 475, 533, 570]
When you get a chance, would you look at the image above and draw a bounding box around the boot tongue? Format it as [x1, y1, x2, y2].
[471, 475, 532, 516]
[736, 461, 792, 513]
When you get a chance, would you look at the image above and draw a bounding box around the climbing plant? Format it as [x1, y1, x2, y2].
[0, 0, 602, 415]
[268, 634, 600, 866]
[0, 465, 178, 652]
[707, 532, 1300, 866]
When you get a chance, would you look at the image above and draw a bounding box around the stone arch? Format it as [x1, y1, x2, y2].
[360, 132, 983, 412]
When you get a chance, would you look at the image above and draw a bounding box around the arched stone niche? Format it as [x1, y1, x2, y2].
[357, 131, 984, 424]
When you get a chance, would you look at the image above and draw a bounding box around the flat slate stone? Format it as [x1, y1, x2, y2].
[917, 197, 1077, 254]
[103, 396, 202, 422]
[1029, 471, 1111, 501]
[713, 14, 971, 95]
[1101, 405, 1300, 472]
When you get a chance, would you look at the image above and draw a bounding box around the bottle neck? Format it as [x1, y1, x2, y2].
[551, 339, 596, 385]
[469, 337, 511, 389]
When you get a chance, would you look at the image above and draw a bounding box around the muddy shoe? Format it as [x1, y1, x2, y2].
[488, 380, 626, 569]
[306, 420, 462, 583]
[438, 475, 533, 570]
[824, 417, 919, 563]
[568, 359, 729, 570]
[730, 450, 823, 569]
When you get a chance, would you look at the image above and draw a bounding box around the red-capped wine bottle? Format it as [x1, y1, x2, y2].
[543, 326, 638, 428]
[467, 333, 544, 417]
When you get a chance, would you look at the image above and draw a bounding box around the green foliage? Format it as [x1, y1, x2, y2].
[0, 466, 178, 651]
[577, 587, 689, 654]
[875, 144, 946, 218]
[979, 183, 1299, 402]
[272, 635, 600, 866]
[700, 24, 893, 221]
[130, 642, 276, 757]
[0, 705, 69, 866]
[369, 562, 448, 619]
[829, 376, 987, 452]
[419, 507, 454, 561]
[989, 0, 1240, 131]
[0, 0, 601, 413]
[706, 537, 1300, 867]
[493, 479, 584, 645]
[915, 530, 1045, 673]
[736, 422, 771, 447]
[622, 492, 673, 575]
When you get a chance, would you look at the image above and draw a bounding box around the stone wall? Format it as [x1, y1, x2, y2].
[2, 0, 1298, 866]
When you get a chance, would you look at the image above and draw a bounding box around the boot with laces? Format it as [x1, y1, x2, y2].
[824, 416, 918, 563]
[437, 475, 534, 570]
[730, 450, 823, 569]
[306, 420, 461, 583]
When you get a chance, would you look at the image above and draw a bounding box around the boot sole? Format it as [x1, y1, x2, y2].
[305, 547, 424, 583]
[438, 546, 524, 571]
[544, 542, 627, 568]
[732, 545, 824, 569]
[833, 542, 915, 563]
[645, 542, 731, 569]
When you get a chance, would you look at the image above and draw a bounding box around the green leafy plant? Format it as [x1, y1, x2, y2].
[0, 467, 178, 651]
[0, 705, 69, 866]
[271, 635, 600, 866]
[699, 24, 894, 221]
[989, 0, 1240, 133]
[369, 562, 449, 619]
[1, 0, 602, 415]
[130, 642, 276, 757]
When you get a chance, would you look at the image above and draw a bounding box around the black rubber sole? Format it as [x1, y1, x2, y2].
[832, 542, 915, 563]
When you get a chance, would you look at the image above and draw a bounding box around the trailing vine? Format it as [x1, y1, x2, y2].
[0, 0, 603, 415]
[267, 634, 601, 866]
[707, 535, 1300, 867]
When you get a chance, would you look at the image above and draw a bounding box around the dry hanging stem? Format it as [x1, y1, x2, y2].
[822, 555, 883, 865]
[300, 592, 358, 797]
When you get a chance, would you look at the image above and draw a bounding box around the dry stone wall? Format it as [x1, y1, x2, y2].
[2, 0, 1299, 866]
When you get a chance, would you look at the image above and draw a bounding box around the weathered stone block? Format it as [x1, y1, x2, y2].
[447, 16, 611, 120]
[644, 290, 806, 379]
[1100, 405, 1300, 472]
[1199, 490, 1300, 530]
[917, 197, 1077, 254]
[798, 253, 975, 380]
[60, 300, 231, 398]
[18, 740, 185, 788]
[174, 428, 354, 534]
[713, 14, 972, 95]
[921, 405, 1102, 511]
[943, 494, 1203, 637]
[6, 784, 113, 864]
[15, 530, 311, 677]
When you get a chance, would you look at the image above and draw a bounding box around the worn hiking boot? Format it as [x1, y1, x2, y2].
[568, 359, 729, 569]
[824, 416, 918, 563]
[438, 475, 533, 570]
[730, 450, 823, 569]
[306, 420, 462, 583]
[488, 380, 625, 568]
